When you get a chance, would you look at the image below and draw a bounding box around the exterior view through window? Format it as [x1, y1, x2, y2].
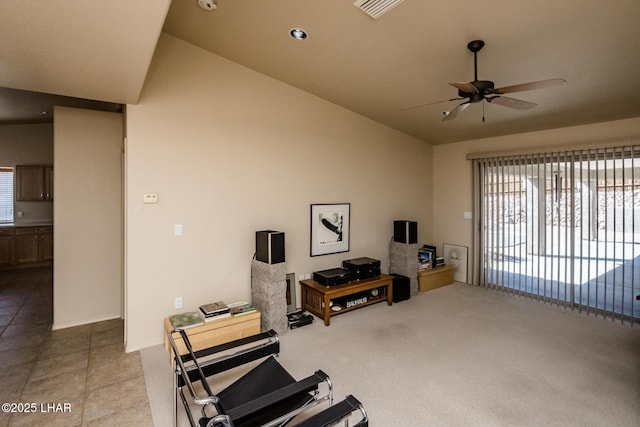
[475, 146, 639, 322]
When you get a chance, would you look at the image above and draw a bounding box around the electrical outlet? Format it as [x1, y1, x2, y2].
[174, 296, 182, 309]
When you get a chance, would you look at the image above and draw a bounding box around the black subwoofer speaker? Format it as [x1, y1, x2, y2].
[391, 273, 411, 302]
[393, 220, 417, 244]
[255, 230, 285, 264]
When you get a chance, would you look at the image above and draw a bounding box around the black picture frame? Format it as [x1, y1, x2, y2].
[310, 203, 350, 256]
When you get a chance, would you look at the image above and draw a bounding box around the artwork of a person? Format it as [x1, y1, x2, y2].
[318, 212, 343, 244]
[449, 250, 461, 270]
[444, 245, 467, 283]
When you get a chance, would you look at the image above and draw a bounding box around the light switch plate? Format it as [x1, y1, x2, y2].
[174, 224, 183, 236]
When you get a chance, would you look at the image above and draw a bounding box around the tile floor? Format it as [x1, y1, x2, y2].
[0, 267, 154, 427]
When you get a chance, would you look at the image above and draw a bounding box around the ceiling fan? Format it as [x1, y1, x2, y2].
[402, 40, 566, 121]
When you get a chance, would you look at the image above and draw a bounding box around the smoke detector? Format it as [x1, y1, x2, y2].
[197, 0, 217, 11]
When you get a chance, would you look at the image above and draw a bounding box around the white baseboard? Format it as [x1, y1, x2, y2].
[52, 314, 122, 330]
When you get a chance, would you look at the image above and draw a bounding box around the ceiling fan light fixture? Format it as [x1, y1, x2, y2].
[289, 28, 308, 41]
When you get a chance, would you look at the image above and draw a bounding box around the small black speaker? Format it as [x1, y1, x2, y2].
[255, 230, 285, 264]
[393, 220, 417, 244]
[391, 273, 411, 302]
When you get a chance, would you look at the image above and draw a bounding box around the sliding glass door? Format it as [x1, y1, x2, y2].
[475, 146, 639, 322]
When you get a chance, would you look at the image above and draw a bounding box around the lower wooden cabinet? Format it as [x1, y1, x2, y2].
[0, 228, 14, 266]
[164, 312, 261, 363]
[40, 232, 54, 262]
[8, 226, 53, 267]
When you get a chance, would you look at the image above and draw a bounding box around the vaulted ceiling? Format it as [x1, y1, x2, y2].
[1, 0, 639, 145]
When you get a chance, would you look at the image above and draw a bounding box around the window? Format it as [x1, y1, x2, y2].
[0, 167, 14, 223]
[473, 145, 639, 323]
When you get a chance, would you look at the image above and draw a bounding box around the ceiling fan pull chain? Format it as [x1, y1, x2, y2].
[482, 100, 486, 123]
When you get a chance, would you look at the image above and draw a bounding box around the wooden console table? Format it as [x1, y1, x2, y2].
[164, 311, 261, 361]
[300, 274, 393, 326]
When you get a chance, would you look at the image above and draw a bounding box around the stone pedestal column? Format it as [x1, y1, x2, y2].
[389, 241, 419, 296]
[251, 260, 288, 334]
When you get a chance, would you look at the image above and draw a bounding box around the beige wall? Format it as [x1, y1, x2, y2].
[0, 123, 53, 222]
[124, 33, 433, 351]
[432, 117, 640, 282]
[53, 106, 123, 329]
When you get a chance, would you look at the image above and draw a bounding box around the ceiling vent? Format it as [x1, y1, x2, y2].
[353, 0, 405, 19]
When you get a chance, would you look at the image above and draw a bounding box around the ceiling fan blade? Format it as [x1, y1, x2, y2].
[487, 96, 537, 110]
[400, 97, 464, 111]
[493, 78, 567, 94]
[442, 101, 471, 121]
[448, 81, 478, 93]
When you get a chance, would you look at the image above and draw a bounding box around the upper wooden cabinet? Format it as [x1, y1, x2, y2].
[15, 165, 53, 201]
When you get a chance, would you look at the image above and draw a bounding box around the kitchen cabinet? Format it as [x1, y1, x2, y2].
[15, 226, 53, 264]
[0, 227, 14, 265]
[15, 165, 54, 201]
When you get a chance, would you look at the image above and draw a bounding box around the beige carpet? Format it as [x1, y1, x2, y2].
[141, 282, 640, 426]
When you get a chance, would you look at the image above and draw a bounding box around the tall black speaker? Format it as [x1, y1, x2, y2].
[393, 220, 417, 244]
[255, 230, 285, 264]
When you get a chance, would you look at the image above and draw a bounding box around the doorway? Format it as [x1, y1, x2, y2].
[475, 146, 640, 322]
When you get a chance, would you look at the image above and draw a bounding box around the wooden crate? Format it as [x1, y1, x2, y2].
[418, 265, 454, 292]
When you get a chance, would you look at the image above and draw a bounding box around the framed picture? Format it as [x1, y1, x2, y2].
[310, 203, 350, 256]
[443, 243, 468, 283]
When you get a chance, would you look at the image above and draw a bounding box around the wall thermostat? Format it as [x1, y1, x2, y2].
[143, 193, 158, 204]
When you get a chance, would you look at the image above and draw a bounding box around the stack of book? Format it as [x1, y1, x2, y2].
[287, 310, 313, 329]
[169, 311, 204, 330]
[199, 301, 231, 322]
[228, 301, 257, 317]
[419, 245, 437, 270]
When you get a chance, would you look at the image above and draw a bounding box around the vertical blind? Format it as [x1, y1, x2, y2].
[473, 145, 639, 323]
[0, 167, 13, 223]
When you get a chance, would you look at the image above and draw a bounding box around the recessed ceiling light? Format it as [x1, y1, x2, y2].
[289, 28, 308, 41]
[38, 111, 49, 116]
